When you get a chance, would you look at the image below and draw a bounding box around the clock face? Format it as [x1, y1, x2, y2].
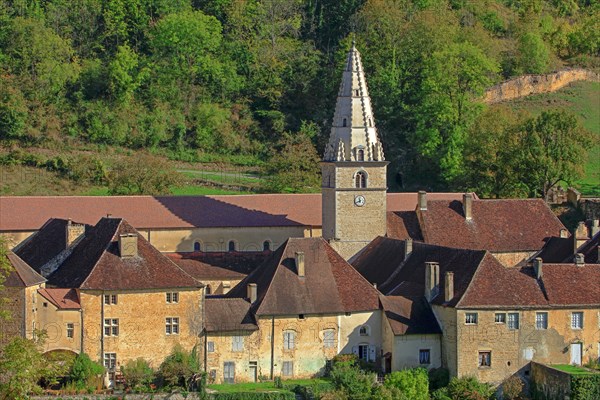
[354, 195, 366, 207]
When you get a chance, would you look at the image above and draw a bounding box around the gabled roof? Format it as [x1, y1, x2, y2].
[574, 231, 599, 263]
[352, 236, 408, 288]
[380, 294, 441, 335]
[38, 288, 80, 309]
[0, 193, 466, 232]
[167, 252, 268, 280]
[227, 238, 380, 316]
[536, 236, 574, 263]
[418, 199, 565, 252]
[204, 298, 258, 332]
[48, 218, 200, 290]
[14, 218, 89, 274]
[3, 252, 46, 287]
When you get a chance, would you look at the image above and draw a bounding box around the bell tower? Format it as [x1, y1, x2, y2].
[321, 43, 388, 260]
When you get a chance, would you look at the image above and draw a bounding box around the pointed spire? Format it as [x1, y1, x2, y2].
[324, 44, 384, 162]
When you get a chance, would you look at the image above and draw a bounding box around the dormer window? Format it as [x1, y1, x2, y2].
[355, 171, 367, 188]
[359, 325, 370, 336]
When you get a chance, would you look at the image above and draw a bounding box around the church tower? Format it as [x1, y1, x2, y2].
[322, 43, 388, 260]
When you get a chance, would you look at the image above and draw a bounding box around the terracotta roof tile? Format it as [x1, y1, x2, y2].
[380, 294, 441, 335]
[167, 252, 268, 280]
[48, 218, 200, 290]
[0, 193, 466, 232]
[204, 298, 258, 332]
[38, 288, 80, 309]
[575, 232, 599, 263]
[4, 252, 46, 287]
[536, 236, 574, 263]
[352, 236, 408, 287]
[227, 238, 380, 316]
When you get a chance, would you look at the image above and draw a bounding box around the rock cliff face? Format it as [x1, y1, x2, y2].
[483, 69, 598, 104]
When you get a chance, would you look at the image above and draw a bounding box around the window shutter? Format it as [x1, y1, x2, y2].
[368, 345, 377, 362]
[352, 346, 358, 356]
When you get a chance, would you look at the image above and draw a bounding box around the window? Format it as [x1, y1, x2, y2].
[104, 294, 117, 305]
[359, 325, 370, 336]
[194, 241, 201, 252]
[478, 351, 491, 367]
[166, 292, 179, 304]
[232, 336, 244, 352]
[166, 317, 179, 335]
[206, 285, 212, 295]
[465, 313, 478, 325]
[536, 312, 548, 330]
[298, 314, 305, 320]
[104, 319, 119, 336]
[355, 171, 367, 188]
[571, 312, 583, 329]
[282, 361, 293, 377]
[284, 331, 296, 350]
[323, 330, 335, 348]
[104, 353, 117, 370]
[495, 313, 506, 324]
[66, 323, 74, 339]
[419, 349, 431, 365]
[207, 341, 215, 353]
[357, 344, 369, 362]
[342, 118, 347, 127]
[357, 149, 365, 161]
[354, 89, 359, 96]
[508, 313, 519, 330]
[228, 241, 236, 252]
[43, 302, 48, 307]
[263, 241, 271, 251]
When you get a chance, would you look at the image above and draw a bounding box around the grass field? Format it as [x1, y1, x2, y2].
[504, 81, 600, 196]
[207, 378, 331, 393]
[552, 364, 598, 375]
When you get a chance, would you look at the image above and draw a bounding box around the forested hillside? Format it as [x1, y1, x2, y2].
[0, 0, 598, 196]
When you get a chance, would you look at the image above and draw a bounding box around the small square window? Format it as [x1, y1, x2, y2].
[419, 349, 431, 365]
[43, 302, 48, 307]
[479, 351, 491, 367]
[66, 323, 74, 339]
[104, 294, 117, 305]
[282, 361, 293, 377]
[495, 313, 506, 324]
[465, 313, 478, 325]
[166, 292, 179, 304]
[232, 336, 244, 352]
[298, 314, 305, 320]
[207, 341, 215, 353]
[104, 318, 119, 336]
[359, 325, 370, 336]
[104, 353, 117, 370]
[571, 312, 583, 329]
[536, 312, 548, 330]
[508, 313, 519, 330]
[166, 317, 179, 335]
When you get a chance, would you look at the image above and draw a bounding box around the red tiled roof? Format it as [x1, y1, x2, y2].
[48, 218, 200, 290]
[167, 252, 265, 280]
[380, 294, 441, 335]
[4, 252, 46, 287]
[38, 288, 80, 309]
[227, 237, 381, 316]
[352, 236, 408, 287]
[0, 193, 466, 231]
[575, 232, 599, 263]
[419, 199, 565, 252]
[204, 298, 258, 332]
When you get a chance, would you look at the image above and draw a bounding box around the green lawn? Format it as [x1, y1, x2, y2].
[82, 185, 250, 196]
[207, 378, 331, 393]
[505, 81, 600, 196]
[552, 364, 598, 375]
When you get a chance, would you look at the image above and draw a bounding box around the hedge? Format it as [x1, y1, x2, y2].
[211, 393, 295, 400]
[571, 374, 600, 400]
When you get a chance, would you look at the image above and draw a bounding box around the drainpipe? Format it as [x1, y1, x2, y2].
[270, 316, 275, 380]
[100, 291, 104, 363]
[79, 291, 84, 354]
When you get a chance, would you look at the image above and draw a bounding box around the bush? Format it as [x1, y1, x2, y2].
[158, 344, 200, 389]
[571, 374, 600, 400]
[502, 375, 523, 400]
[121, 358, 154, 390]
[429, 367, 450, 391]
[384, 368, 429, 400]
[212, 394, 295, 400]
[69, 353, 104, 389]
[329, 356, 376, 400]
[446, 376, 494, 400]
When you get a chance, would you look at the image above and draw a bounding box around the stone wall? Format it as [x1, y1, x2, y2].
[581, 198, 600, 220]
[531, 362, 571, 400]
[483, 69, 599, 104]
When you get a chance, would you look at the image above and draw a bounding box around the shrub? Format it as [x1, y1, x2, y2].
[446, 376, 494, 400]
[212, 393, 295, 400]
[571, 374, 600, 400]
[121, 358, 154, 390]
[69, 353, 104, 389]
[329, 356, 376, 400]
[502, 375, 523, 400]
[384, 368, 429, 400]
[158, 344, 200, 389]
[429, 367, 451, 391]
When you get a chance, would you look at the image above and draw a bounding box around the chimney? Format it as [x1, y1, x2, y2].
[247, 283, 257, 304]
[533, 257, 543, 279]
[574, 253, 585, 266]
[66, 219, 85, 247]
[118, 233, 138, 258]
[295, 251, 305, 277]
[424, 262, 440, 302]
[444, 272, 454, 303]
[463, 193, 473, 220]
[591, 219, 599, 237]
[404, 239, 413, 260]
[418, 191, 427, 211]
[560, 229, 569, 238]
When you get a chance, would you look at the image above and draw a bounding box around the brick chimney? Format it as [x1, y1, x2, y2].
[533, 257, 543, 279]
[418, 191, 427, 211]
[295, 251, 305, 277]
[574, 253, 585, 267]
[118, 234, 138, 258]
[560, 229, 569, 238]
[66, 219, 85, 248]
[444, 271, 454, 303]
[404, 239, 413, 260]
[463, 193, 473, 220]
[424, 262, 440, 302]
[247, 283, 257, 303]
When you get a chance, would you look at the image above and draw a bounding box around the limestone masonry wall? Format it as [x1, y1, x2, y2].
[483, 68, 599, 104]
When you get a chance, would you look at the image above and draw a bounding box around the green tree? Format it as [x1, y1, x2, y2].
[121, 358, 153, 389]
[158, 344, 200, 388]
[69, 352, 104, 389]
[108, 44, 143, 104]
[0, 83, 27, 140]
[520, 110, 593, 200]
[384, 368, 429, 400]
[108, 154, 183, 195]
[0, 238, 12, 323]
[517, 31, 549, 74]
